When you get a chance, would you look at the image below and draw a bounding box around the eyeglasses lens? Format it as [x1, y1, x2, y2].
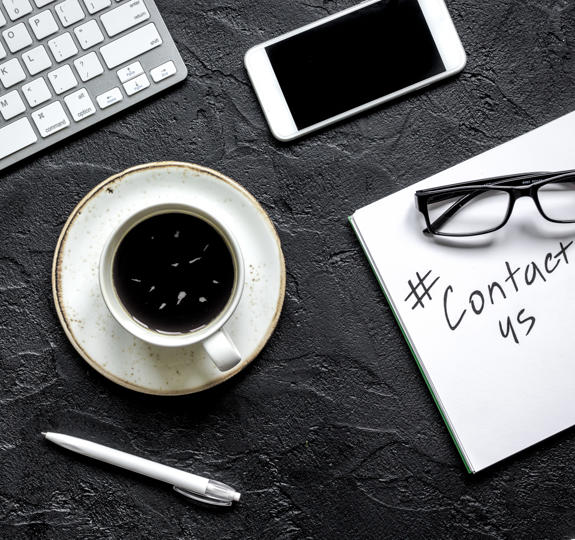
[537, 179, 575, 222]
[427, 189, 511, 235]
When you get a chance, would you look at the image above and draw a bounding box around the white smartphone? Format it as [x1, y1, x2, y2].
[245, 0, 467, 141]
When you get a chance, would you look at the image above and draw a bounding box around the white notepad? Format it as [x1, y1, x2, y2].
[350, 110, 575, 472]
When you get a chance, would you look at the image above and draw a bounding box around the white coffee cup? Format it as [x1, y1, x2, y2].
[99, 203, 244, 372]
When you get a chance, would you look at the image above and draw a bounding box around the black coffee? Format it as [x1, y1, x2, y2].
[113, 212, 235, 334]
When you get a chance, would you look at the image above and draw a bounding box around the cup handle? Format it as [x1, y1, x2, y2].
[202, 329, 242, 372]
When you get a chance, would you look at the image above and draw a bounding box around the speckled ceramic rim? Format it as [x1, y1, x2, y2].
[52, 161, 286, 395]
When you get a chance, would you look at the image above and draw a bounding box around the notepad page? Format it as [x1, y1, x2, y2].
[352, 110, 575, 472]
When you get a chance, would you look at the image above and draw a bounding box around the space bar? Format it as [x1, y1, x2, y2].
[100, 23, 162, 69]
[0, 118, 38, 160]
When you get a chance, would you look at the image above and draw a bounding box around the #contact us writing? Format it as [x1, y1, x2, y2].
[442, 240, 573, 345]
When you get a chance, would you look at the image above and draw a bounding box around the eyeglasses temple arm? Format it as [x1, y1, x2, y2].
[417, 171, 556, 197]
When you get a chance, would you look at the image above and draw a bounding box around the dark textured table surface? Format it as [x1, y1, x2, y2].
[1, 0, 575, 538]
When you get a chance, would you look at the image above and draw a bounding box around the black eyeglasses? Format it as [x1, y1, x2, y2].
[415, 169, 575, 237]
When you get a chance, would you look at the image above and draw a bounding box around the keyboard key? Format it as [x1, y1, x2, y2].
[64, 87, 95, 121]
[0, 58, 26, 88]
[48, 63, 77, 94]
[74, 51, 102, 81]
[31, 100, 70, 137]
[117, 60, 141, 83]
[122, 72, 148, 96]
[34, 0, 55, 6]
[2, 0, 32, 21]
[0, 42, 5, 60]
[29, 10, 59, 40]
[96, 86, 121, 109]
[74, 19, 103, 49]
[0, 10, 6, 27]
[55, 0, 85, 27]
[0, 117, 37, 159]
[2, 22, 32, 53]
[100, 23, 161, 69]
[22, 76, 51, 106]
[150, 61, 176, 83]
[100, 0, 149, 37]
[48, 32, 78, 62]
[82, 0, 109, 14]
[0, 89, 25, 119]
[23, 45, 52, 75]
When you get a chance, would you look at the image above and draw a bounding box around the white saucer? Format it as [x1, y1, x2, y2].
[52, 162, 285, 395]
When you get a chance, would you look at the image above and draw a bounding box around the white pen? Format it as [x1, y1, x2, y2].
[42, 432, 241, 507]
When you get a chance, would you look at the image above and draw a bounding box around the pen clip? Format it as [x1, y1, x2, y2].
[173, 486, 233, 507]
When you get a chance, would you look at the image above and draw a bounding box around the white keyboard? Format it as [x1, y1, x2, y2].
[0, 0, 187, 172]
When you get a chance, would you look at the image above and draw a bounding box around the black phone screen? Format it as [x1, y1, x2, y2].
[266, 0, 446, 130]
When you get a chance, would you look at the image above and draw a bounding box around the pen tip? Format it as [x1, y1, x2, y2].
[41, 432, 47, 437]
[234, 492, 241, 502]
